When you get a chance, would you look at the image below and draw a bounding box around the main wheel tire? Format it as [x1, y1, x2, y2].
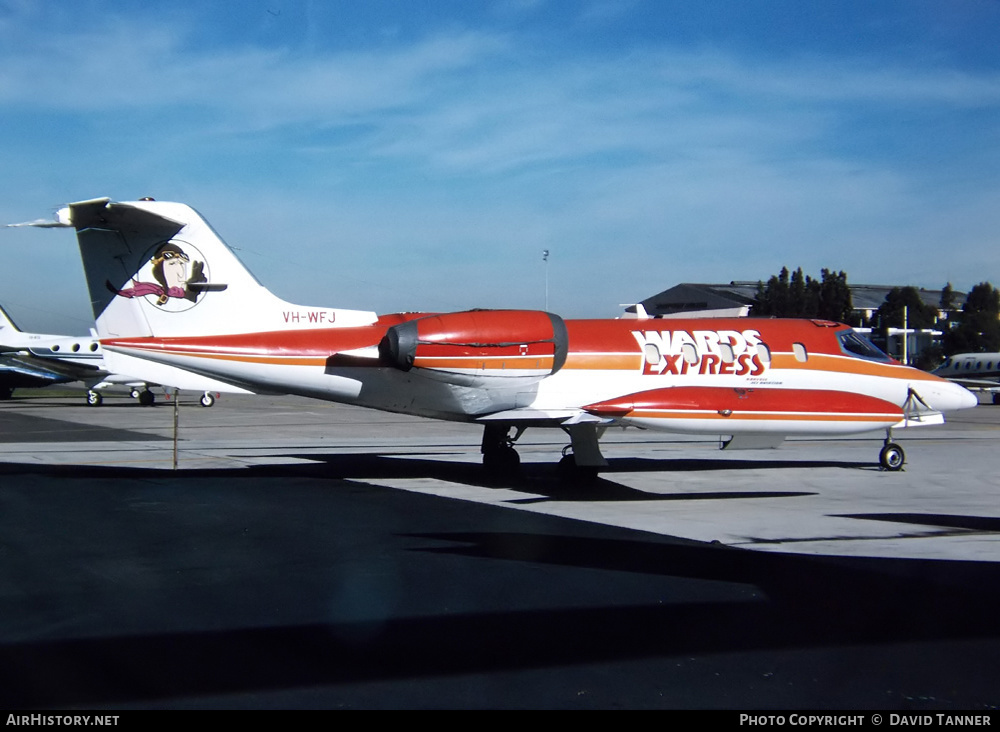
[483, 444, 520, 477]
[879, 443, 905, 471]
[138, 390, 155, 407]
[86, 390, 103, 407]
[557, 454, 599, 484]
[200, 392, 216, 408]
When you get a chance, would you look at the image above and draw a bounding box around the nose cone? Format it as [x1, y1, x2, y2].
[919, 379, 979, 413]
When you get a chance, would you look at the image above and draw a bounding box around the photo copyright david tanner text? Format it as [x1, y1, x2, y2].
[739, 714, 991, 727]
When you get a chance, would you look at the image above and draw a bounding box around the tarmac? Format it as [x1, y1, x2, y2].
[1, 387, 999, 709]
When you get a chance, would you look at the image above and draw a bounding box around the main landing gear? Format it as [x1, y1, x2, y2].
[481, 423, 522, 477]
[879, 429, 905, 472]
[557, 423, 608, 483]
[480, 422, 609, 483]
[86, 388, 153, 406]
[123, 387, 156, 405]
[97, 389, 216, 407]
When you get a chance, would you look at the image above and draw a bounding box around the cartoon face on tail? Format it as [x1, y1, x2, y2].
[112, 240, 209, 311]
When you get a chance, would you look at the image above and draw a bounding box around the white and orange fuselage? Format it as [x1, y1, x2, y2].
[97, 310, 970, 435]
[28, 197, 977, 471]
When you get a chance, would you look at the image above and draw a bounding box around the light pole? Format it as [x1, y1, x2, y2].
[542, 249, 549, 311]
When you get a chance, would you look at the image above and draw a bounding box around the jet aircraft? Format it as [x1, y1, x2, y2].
[0, 303, 106, 402]
[0, 301, 229, 406]
[933, 353, 1000, 405]
[25, 197, 978, 474]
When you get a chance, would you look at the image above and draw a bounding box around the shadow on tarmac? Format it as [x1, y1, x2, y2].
[0, 450, 835, 502]
[2, 525, 999, 707]
[0, 456, 999, 708]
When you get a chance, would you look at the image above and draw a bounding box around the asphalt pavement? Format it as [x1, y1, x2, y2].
[1, 388, 998, 709]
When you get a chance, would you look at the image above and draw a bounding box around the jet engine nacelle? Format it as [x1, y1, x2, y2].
[379, 309, 568, 387]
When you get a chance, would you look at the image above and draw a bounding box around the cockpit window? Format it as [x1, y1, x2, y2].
[837, 329, 893, 363]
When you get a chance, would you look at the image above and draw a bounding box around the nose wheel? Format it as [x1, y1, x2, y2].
[879, 439, 905, 471]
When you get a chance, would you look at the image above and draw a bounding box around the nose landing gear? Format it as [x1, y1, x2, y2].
[879, 430, 905, 471]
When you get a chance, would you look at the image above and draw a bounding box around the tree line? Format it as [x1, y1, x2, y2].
[750, 267, 1000, 363]
[751, 267, 856, 324]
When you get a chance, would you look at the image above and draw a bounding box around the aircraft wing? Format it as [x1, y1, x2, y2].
[477, 408, 610, 427]
[0, 352, 105, 386]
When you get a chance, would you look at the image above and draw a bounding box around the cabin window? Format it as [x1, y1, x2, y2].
[50, 345, 60, 352]
[756, 342, 771, 365]
[90, 343, 99, 352]
[718, 343, 735, 364]
[72, 343, 80, 352]
[681, 343, 699, 365]
[792, 343, 808, 363]
[644, 343, 660, 366]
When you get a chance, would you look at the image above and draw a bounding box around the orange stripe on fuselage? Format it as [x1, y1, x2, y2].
[563, 353, 642, 370]
[100, 313, 424, 364]
[100, 316, 934, 386]
[411, 355, 555, 371]
[767, 352, 940, 381]
[105, 343, 331, 367]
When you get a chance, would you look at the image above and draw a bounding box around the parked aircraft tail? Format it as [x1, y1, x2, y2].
[0, 303, 22, 338]
[56, 198, 378, 340]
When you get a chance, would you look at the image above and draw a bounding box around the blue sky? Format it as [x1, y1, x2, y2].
[2, 0, 999, 333]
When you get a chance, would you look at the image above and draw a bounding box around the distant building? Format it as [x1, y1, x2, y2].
[624, 282, 757, 319]
[847, 284, 959, 324]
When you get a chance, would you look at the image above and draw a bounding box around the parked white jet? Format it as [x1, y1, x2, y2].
[0, 302, 228, 406]
[933, 353, 1000, 405]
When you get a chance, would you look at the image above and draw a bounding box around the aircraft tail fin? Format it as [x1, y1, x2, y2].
[0, 303, 22, 335]
[56, 198, 377, 340]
